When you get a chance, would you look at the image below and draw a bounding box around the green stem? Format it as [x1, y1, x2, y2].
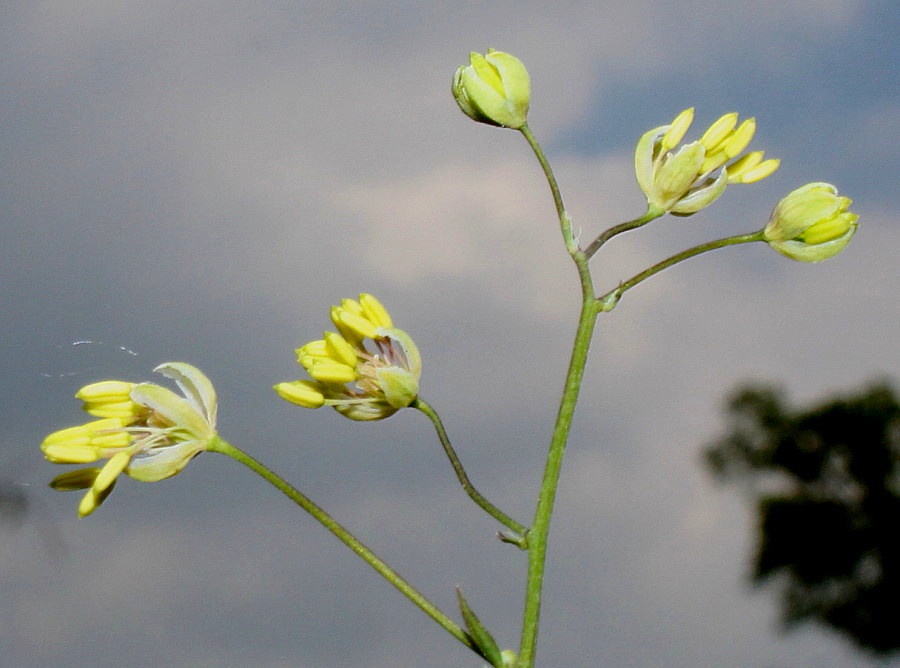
[519, 124, 577, 254]
[517, 285, 599, 667]
[206, 437, 474, 652]
[584, 207, 664, 259]
[597, 230, 765, 309]
[412, 398, 529, 546]
[516, 124, 602, 666]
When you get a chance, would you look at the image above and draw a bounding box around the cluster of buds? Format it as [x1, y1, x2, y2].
[450, 49, 857, 264]
[274, 294, 421, 421]
[635, 108, 780, 216]
[40, 363, 219, 517]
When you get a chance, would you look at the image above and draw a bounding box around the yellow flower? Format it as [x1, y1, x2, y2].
[763, 183, 859, 262]
[452, 49, 531, 129]
[634, 108, 780, 215]
[274, 294, 421, 421]
[41, 362, 219, 517]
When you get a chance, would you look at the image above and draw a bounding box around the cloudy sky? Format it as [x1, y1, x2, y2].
[2, 1, 898, 666]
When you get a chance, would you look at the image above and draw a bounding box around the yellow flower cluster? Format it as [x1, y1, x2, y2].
[275, 294, 421, 421]
[635, 108, 780, 216]
[41, 363, 218, 517]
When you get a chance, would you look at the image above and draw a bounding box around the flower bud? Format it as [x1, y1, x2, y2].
[763, 183, 859, 262]
[452, 49, 530, 129]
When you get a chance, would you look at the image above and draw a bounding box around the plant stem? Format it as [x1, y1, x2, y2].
[597, 230, 765, 308]
[584, 207, 663, 259]
[515, 225, 763, 665]
[517, 285, 599, 667]
[413, 398, 529, 545]
[517, 123, 601, 667]
[206, 437, 474, 652]
[519, 123, 577, 254]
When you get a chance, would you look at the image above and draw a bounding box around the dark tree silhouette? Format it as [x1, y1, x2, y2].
[706, 381, 900, 655]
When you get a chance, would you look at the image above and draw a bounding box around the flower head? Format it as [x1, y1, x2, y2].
[763, 183, 859, 262]
[452, 49, 531, 129]
[41, 362, 219, 517]
[274, 294, 421, 421]
[635, 108, 780, 216]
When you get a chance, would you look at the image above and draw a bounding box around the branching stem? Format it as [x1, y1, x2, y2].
[597, 230, 766, 309]
[206, 437, 474, 652]
[584, 207, 663, 259]
[413, 398, 529, 545]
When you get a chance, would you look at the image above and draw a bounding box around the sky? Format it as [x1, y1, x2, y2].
[1, 1, 898, 666]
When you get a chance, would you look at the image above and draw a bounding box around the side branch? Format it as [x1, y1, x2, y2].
[207, 438, 475, 651]
[597, 230, 766, 309]
[413, 398, 529, 547]
[584, 208, 663, 259]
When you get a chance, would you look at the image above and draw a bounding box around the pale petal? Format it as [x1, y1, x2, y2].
[670, 169, 728, 215]
[634, 126, 667, 202]
[154, 362, 218, 427]
[126, 440, 204, 482]
[130, 383, 212, 439]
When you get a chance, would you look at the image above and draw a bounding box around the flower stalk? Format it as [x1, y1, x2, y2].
[584, 207, 664, 259]
[519, 124, 578, 255]
[205, 438, 475, 651]
[413, 398, 528, 545]
[597, 230, 766, 310]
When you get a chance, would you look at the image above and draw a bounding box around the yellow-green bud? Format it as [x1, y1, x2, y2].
[763, 183, 859, 262]
[452, 49, 530, 129]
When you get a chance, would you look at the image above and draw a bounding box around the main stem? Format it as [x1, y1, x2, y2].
[206, 438, 474, 652]
[519, 112, 601, 668]
[518, 286, 598, 666]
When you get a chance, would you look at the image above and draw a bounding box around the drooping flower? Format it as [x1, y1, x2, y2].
[41, 362, 219, 517]
[763, 183, 859, 262]
[634, 108, 780, 216]
[452, 49, 531, 129]
[274, 294, 421, 421]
